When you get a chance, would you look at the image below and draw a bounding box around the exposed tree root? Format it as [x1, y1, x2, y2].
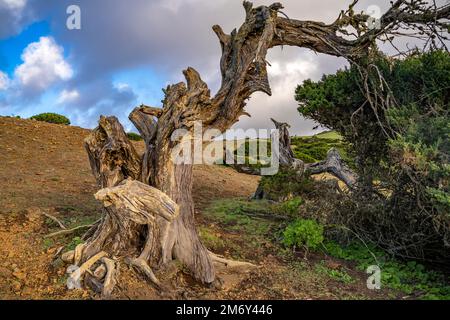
[125, 257, 161, 288]
[101, 257, 117, 298]
[74, 251, 107, 279]
[74, 243, 86, 266]
[209, 252, 257, 270]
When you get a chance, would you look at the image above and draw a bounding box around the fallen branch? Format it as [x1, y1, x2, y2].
[209, 252, 257, 269]
[42, 212, 67, 230]
[44, 220, 100, 238]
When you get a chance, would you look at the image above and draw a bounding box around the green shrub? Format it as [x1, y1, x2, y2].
[30, 113, 70, 125]
[260, 168, 315, 201]
[276, 197, 303, 216]
[282, 219, 324, 250]
[296, 50, 450, 262]
[127, 132, 143, 141]
[324, 241, 450, 299]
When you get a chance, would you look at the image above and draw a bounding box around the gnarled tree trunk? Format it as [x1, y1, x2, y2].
[60, 1, 448, 297]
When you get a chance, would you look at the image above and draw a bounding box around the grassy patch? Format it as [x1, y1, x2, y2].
[315, 261, 354, 284]
[66, 236, 84, 251]
[202, 198, 282, 260]
[324, 242, 450, 299]
[42, 238, 55, 250]
[315, 131, 343, 140]
[199, 226, 225, 252]
[203, 199, 275, 236]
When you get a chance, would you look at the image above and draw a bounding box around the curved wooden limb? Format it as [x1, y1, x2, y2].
[138, 104, 164, 118]
[306, 148, 358, 189]
[101, 257, 117, 299]
[94, 179, 179, 225]
[125, 257, 161, 288]
[129, 107, 158, 145]
[209, 251, 257, 270]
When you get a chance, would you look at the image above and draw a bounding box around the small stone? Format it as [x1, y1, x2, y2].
[46, 247, 56, 254]
[93, 265, 106, 279]
[22, 287, 34, 296]
[61, 251, 74, 263]
[11, 280, 22, 291]
[13, 270, 26, 280]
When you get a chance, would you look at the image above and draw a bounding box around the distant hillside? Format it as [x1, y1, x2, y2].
[291, 131, 350, 164]
[313, 130, 342, 140]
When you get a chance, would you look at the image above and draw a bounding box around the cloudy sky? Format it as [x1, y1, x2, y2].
[0, 0, 416, 136]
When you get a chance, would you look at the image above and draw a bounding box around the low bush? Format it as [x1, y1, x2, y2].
[30, 113, 70, 125]
[282, 219, 324, 251]
[127, 132, 143, 141]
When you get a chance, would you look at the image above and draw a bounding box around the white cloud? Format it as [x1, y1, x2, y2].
[57, 89, 80, 104]
[114, 82, 130, 91]
[0, 0, 26, 11]
[15, 37, 73, 92]
[0, 71, 10, 90]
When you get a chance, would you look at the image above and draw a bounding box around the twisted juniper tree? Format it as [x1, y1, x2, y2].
[61, 1, 450, 297]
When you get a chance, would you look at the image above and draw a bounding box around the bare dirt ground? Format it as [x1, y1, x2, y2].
[0, 116, 393, 300]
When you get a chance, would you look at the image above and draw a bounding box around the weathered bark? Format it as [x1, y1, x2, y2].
[84, 116, 141, 188]
[306, 148, 358, 189]
[62, 0, 448, 296]
[270, 118, 305, 174]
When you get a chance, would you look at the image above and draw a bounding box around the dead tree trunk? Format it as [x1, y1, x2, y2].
[228, 118, 305, 176]
[60, 1, 448, 297]
[306, 148, 358, 189]
[252, 119, 357, 199]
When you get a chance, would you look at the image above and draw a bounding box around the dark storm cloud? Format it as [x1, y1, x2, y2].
[0, 0, 33, 39]
[5, 0, 429, 133]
